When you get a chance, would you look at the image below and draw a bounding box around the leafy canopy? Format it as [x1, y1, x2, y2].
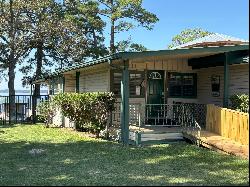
[168, 28, 214, 48]
[97, 0, 159, 52]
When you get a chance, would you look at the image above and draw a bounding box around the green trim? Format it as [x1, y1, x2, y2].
[75, 72, 80, 93]
[119, 44, 249, 60]
[223, 53, 229, 107]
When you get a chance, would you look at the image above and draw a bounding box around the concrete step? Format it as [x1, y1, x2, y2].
[129, 131, 184, 145]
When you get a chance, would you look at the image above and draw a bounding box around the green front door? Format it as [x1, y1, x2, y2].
[146, 70, 165, 124]
[147, 70, 164, 105]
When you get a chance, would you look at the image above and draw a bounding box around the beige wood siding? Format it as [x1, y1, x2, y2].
[197, 64, 249, 106]
[197, 66, 224, 106]
[79, 68, 109, 93]
[129, 59, 193, 72]
[64, 74, 76, 92]
[229, 64, 249, 95]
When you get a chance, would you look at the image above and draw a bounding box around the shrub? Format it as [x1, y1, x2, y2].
[229, 94, 249, 113]
[53, 92, 116, 137]
[36, 100, 57, 128]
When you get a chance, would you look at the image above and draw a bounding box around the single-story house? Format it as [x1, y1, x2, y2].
[33, 33, 249, 144]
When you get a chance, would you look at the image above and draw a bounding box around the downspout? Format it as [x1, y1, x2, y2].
[75, 72, 80, 93]
[223, 52, 229, 108]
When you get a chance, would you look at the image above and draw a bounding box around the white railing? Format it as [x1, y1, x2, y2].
[111, 102, 205, 141]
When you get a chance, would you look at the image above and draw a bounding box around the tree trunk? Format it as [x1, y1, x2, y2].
[32, 43, 43, 124]
[8, 0, 16, 124]
[110, 0, 115, 54]
[8, 59, 16, 124]
[110, 18, 115, 54]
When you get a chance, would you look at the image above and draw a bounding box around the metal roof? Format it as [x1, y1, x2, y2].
[172, 33, 249, 49]
[32, 43, 249, 83]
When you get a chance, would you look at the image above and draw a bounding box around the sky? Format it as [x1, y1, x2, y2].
[0, 0, 249, 90]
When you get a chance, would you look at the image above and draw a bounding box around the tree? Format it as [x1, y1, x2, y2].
[19, 0, 107, 122]
[62, 0, 107, 61]
[168, 28, 214, 49]
[96, 0, 159, 53]
[21, 0, 107, 93]
[116, 36, 147, 52]
[0, 0, 31, 121]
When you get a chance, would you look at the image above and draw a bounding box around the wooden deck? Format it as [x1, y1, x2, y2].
[194, 130, 249, 159]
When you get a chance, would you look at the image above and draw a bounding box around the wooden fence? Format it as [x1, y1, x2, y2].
[206, 104, 249, 145]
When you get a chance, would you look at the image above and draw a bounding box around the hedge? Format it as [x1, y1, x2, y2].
[53, 92, 116, 137]
[229, 94, 249, 113]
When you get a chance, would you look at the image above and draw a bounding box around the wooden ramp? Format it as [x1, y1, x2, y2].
[184, 130, 249, 159]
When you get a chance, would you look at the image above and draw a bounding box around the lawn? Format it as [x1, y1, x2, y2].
[0, 124, 249, 186]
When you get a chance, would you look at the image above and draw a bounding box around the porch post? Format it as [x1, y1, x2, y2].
[223, 52, 229, 108]
[62, 76, 65, 93]
[75, 72, 80, 93]
[121, 61, 129, 145]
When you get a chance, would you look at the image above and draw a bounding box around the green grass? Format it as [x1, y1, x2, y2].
[0, 124, 249, 186]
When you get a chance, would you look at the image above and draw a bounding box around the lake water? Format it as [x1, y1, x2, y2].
[0, 90, 48, 96]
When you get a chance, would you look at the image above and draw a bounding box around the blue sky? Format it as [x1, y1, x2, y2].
[0, 0, 249, 90]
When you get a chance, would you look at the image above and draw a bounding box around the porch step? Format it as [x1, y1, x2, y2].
[129, 131, 184, 145]
[141, 132, 183, 141]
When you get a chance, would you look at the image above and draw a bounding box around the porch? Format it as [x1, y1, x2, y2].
[111, 102, 206, 145]
[110, 101, 249, 158]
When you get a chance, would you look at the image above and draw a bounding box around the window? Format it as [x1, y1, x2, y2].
[113, 72, 122, 95]
[168, 73, 197, 98]
[49, 76, 64, 95]
[112, 71, 145, 97]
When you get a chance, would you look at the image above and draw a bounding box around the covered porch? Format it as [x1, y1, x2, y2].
[113, 44, 248, 145]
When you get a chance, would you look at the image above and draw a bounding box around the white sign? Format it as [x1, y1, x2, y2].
[136, 86, 141, 95]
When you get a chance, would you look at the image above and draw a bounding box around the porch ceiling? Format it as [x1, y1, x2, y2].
[188, 49, 249, 69]
[128, 51, 221, 63]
